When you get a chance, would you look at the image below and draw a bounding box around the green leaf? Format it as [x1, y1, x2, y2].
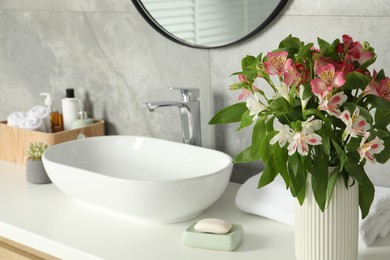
[241, 55, 259, 82]
[296, 180, 307, 205]
[319, 127, 330, 156]
[209, 102, 247, 125]
[296, 43, 314, 63]
[344, 155, 365, 184]
[237, 110, 253, 130]
[358, 171, 375, 219]
[233, 146, 260, 163]
[375, 137, 390, 164]
[282, 36, 302, 50]
[342, 71, 370, 90]
[375, 69, 386, 81]
[327, 168, 339, 206]
[344, 152, 378, 221]
[304, 108, 328, 124]
[278, 106, 303, 124]
[311, 156, 329, 211]
[375, 109, 390, 129]
[273, 144, 289, 188]
[269, 97, 291, 112]
[287, 154, 306, 197]
[317, 37, 331, 51]
[372, 129, 389, 139]
[345, 138, 361, 152]
[251, 118, 266, 159]
[301, 155, 313, 173]
[332, 139, 346, 170]
[229, 82, 246, 90]
[241, 55, 256, 70]
[265, 116, 276, 132]
[368, 95, 390, 109]
[258, 156, 278, 188]
[259, 131, 277, 163]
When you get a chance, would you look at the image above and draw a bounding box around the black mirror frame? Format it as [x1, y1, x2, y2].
[131, 0, 289, 49]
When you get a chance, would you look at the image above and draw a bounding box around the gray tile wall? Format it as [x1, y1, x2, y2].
[1, 0, 389, 183]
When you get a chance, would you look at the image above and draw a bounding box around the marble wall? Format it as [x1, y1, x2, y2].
[0, 0, 389, 182]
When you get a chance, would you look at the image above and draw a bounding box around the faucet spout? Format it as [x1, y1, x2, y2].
[145, 101, 184, 112]
[145, 88, 202, 146]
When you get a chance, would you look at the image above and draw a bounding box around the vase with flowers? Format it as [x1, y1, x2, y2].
[209, 34, 390, 259]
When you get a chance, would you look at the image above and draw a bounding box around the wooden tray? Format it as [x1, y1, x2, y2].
[0, 120, 104, 164]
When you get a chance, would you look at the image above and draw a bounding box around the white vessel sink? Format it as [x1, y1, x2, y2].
[42, 136, 233, 223]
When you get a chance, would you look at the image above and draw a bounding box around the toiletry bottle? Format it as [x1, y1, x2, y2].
[40, 92, 64, 133]
[71, 100, 94, 129]
[61, 88, 79, 130]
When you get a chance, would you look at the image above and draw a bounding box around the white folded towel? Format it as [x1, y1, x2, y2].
[27, 105, 50, 132]
[7, 112, 26, 127]
[18, 116, 46, 132]
[366, 162, 390, 188]
[360, 186, 390, 246]
[236, 173, 390, 246]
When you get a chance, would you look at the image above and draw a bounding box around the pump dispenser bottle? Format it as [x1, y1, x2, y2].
[40, 92, 63, 132]
[61, 88, 79, 130]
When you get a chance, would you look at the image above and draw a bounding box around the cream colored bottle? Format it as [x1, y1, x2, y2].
[61, 88, 79, 130]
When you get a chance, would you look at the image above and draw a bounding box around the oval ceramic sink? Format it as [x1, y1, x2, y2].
[42, 136, 233, 223]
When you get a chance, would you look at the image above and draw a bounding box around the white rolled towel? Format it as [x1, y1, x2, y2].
[7, 112, 26, 127]
[18, 116, 46, 132]
[27, 105, 50, 132]
[235, 172, 390, 246]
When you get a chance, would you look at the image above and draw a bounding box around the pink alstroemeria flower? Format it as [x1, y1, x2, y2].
[341, 34, 374, 65]
[287, 131, 322, 156]
[236, 74, 259, 101]
[377, 77, 390, 102]
[363, 70, 380, 97]
[340, 107, 369, 138]
[357, 133, 385, 163]
[310, 64, 346, 100]
[319, 91, 348, 117]
[283, 64, 300, 87]
[341, 34, 354, 51]
[313, 57, 333, 73]
[264, 51, 292, 76]
[346, 42, 374, 65]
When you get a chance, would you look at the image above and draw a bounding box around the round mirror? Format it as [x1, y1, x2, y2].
[132, 0, 289, 49]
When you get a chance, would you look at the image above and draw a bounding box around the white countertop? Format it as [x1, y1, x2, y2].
[0, 159, 389, 260]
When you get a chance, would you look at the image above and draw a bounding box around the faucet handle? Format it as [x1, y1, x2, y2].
[169, 87, 200, 102]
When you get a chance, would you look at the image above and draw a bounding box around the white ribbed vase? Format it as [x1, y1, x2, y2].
[295, 175, 359, 260]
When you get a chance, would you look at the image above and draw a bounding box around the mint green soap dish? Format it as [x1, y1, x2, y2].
[182, 223, 244, 251]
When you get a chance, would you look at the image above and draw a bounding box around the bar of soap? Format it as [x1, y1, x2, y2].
[194, 218, 233, 234]
[182, 221, 244, 251]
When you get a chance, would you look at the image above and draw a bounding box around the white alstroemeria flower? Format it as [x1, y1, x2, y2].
[246, 93, 267, 121]
[270, 124, 293, 148]
[302, 115, 322, 134]
[340, 107, 369, 139]
[319, 91, 348, 117]
[299, 87, 311, 110]
[273, 82, 290, 101]
[357, 133, 385, 164]
[287, 132, 323, 156]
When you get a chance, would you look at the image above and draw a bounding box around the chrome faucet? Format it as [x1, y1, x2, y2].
[145, 88, 202, 146]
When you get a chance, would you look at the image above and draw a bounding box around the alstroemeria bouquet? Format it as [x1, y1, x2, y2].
[209, 35, 390, 218]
